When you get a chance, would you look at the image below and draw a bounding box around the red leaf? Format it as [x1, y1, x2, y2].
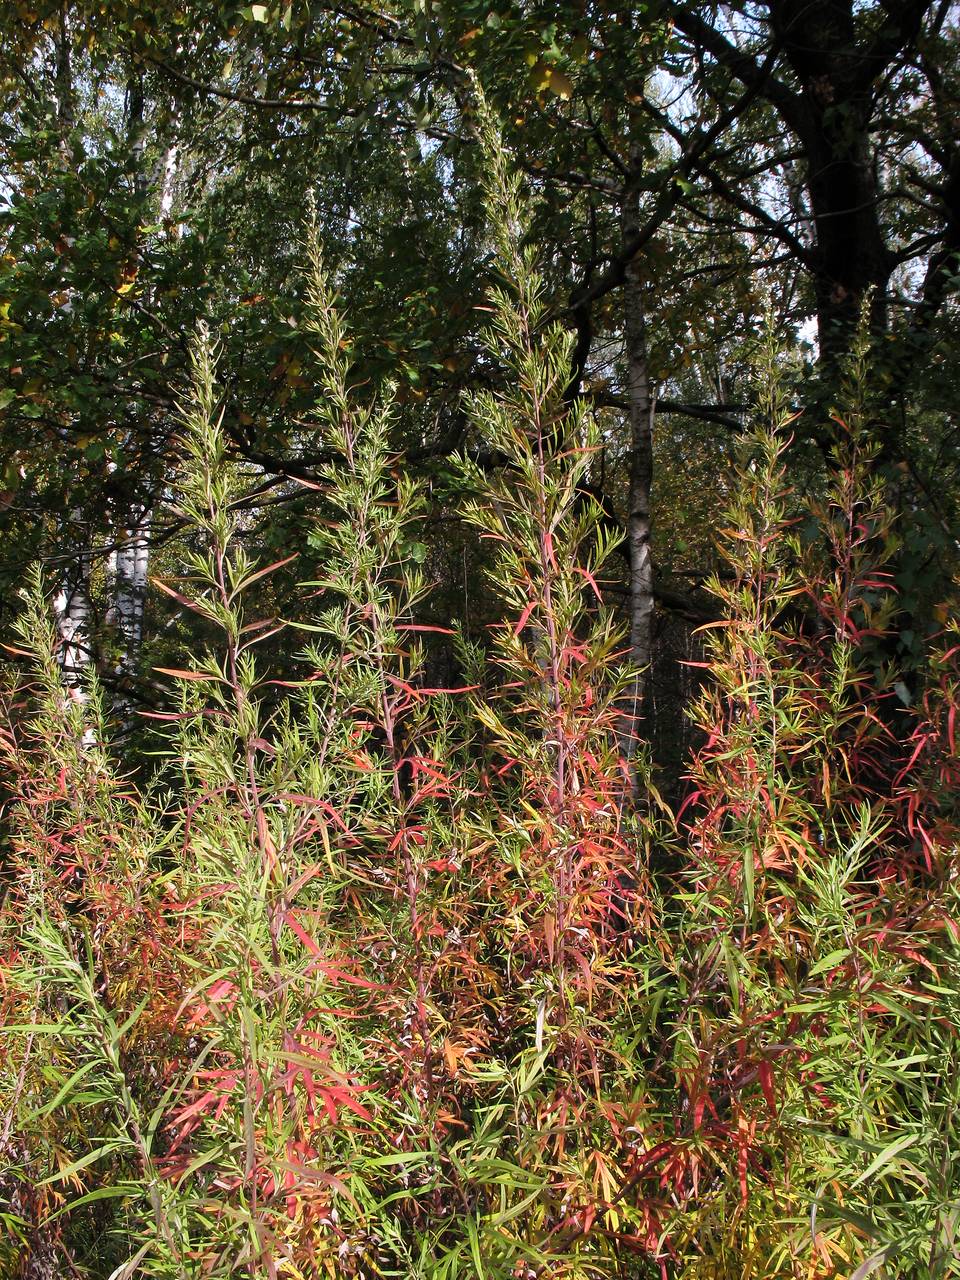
[230, 553, 298, 597]
[284, 911, 322, 956]
[151, 577, 198, 609]
[512, 599, 537, 638]
[758, 1061, 776, 1116]
[575, 565, 603, 602]
[693, 1092, 707, 1131]
[322, 1084, 373, 1122]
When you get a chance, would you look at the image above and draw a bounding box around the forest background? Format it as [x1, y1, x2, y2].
[1, 1, 960, 1278]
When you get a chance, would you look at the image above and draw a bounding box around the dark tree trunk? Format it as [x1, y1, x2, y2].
[770, 0, 895, 365]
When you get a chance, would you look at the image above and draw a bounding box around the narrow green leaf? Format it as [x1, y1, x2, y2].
[47, 1183, 138, 1220]
[40, 1141, 127, 1185]
[849, 1132, 919, 1191]
[34, 1060, 101, 1118]
[466, 1215, 485, 1279]
[808, 948, 852, 978]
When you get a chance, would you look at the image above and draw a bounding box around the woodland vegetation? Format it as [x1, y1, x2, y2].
[1, 2, 960, 1277]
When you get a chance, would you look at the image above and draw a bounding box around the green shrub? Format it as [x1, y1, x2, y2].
[1, 102, 958, 1280]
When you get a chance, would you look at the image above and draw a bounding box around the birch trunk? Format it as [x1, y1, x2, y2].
[109, 507, 151, 723]
[104, 86, 176, 725]
[620, 162, 656, 764]
[159, 140, 179, 217]
[50, 9, 97, 747]
[54, 523, 96, 751]
[54, 557, 89, 692]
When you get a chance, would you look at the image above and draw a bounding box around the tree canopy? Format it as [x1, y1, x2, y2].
[1, 4, 960, 1278]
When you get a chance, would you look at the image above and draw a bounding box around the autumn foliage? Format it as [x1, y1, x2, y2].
[1, 109, 959, 1280]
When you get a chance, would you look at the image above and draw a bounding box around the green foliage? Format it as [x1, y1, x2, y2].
[1, 99, 959, 1280]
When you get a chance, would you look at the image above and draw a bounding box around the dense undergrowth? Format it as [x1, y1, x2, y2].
[1, 108, 959, 1280]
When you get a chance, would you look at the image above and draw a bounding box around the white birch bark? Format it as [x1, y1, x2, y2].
[108, 505, 151, 723]
[54, 525, 96, 748]
[105, 101, 178, 723]
[159, 141, 179, 218]
[620, 155, 656, 764]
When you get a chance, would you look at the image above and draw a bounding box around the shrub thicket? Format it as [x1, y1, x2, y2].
[1, 104, 958, 1280]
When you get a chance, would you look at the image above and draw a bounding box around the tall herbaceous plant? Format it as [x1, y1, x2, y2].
[1, 96, 959, 1280]
[0, 92, 663, 1280]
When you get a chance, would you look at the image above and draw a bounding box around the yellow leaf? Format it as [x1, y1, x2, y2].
[530, 59, 552, 91]
[548, 70, 574, 99]
[530, 62, 574, 99]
